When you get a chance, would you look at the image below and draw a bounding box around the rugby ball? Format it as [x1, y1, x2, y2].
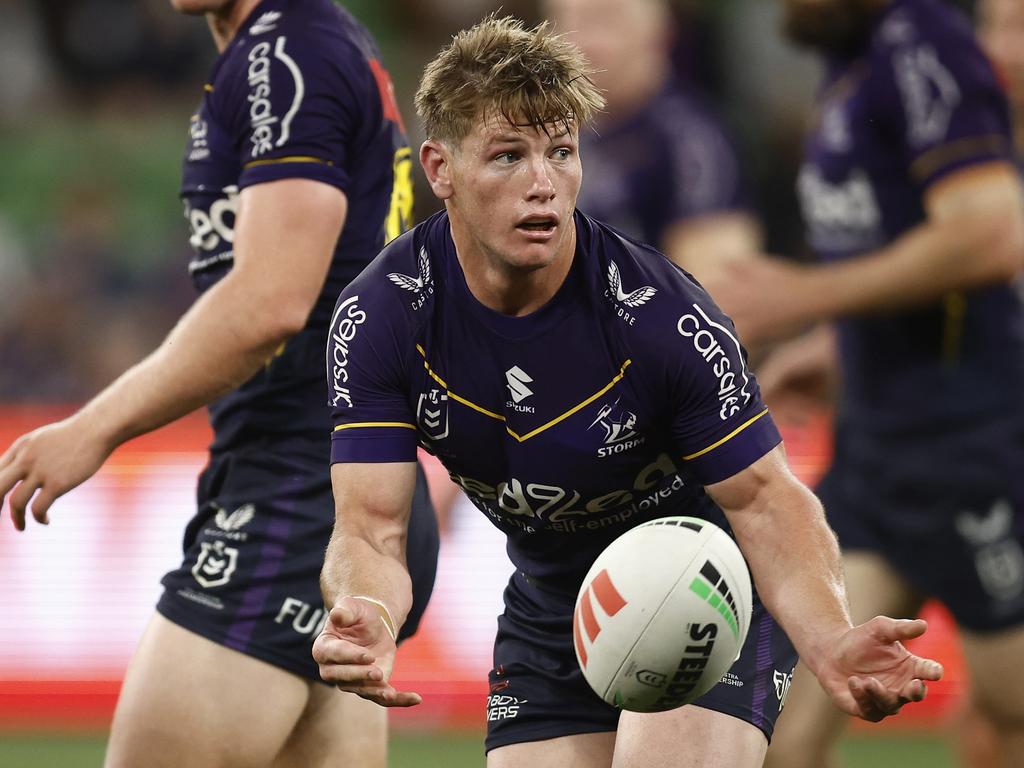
[573, 516, 752, 712]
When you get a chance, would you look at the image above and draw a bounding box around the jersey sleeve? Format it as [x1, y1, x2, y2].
[663, 287, 781, 485]
[327, 286, 418, 464]
[229, 29, 374, 193]
[872, 13, 1014, 190]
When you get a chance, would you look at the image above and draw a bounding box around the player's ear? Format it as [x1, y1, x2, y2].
[420, 140, 454, 200]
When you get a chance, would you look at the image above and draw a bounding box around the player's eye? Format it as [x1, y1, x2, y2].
[552, 147, 573, 161]
[495, 151, 519, 164]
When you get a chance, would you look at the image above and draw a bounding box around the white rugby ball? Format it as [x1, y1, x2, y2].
[573, 516, 752, 712]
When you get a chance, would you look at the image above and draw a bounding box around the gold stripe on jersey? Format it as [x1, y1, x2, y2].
[909, 134, 1010, 183]
[243, 155, 335, 169]
[203, 84, 214, 93]
[333, 422, 416, 431]
[414, 345, 632, 442]
[682, 409, 770, 462]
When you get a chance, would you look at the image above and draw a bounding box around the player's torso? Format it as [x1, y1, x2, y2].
[403, 216, 719, 586]
[798, 0, 1024, 434]
[179, 0, 411, 448]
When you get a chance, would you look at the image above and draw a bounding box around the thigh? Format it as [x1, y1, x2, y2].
[764, 551, 922, 768]
[273, 684, 388, 768]
[961, 623, 1024, 727]
[488, 733, 616, 768]
[615, 706, 767, 768]
[106, 613, 309, 768]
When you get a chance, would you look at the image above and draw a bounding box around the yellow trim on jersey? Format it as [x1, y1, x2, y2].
[511, 360, 633, 443]
[682, 409, 770, 462]
[333, 422, 416, 431]
[203, 84, 214, 93]
[941, 291, 966, 366]
[909, 134, 1009, 183]
[413, 345, 632, 442]
[243, 156, 334, 169]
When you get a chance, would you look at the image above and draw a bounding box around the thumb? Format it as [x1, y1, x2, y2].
[327, 600, 363, 630]
[873, 616, 928, 643]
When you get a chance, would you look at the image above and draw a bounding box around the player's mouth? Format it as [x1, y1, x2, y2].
[515, 214, 559, 241]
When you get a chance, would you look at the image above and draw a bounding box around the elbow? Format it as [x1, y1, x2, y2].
[250, 294, 312, 348]
[983, 211, 1024, 283]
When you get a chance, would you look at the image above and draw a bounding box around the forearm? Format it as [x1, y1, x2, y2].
[720, 464, 852, 677]
[75, 273, 297, 448]
[799, 215, 1017, 321]
[320, 517, 414, 632]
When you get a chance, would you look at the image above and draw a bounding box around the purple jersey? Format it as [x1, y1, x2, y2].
[799, 0, 1024, 435]
[180, 0, 412, 451]
[328, 211, 780, 589]
[577, 78, 748, 247]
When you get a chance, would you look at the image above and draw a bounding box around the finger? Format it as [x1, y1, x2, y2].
[9, 478, 41, 532]
[871, 616, 928, 643]
[318, 662, 386, 685]
[847, 676, 885, 722]
[327, 603, 361, 630]
[898, 678, 928, 704]
[311, 635, 376, 666]
[0, 436, 26, 469]
[30, 486, 56, 526]
[910, 656, 944, 682]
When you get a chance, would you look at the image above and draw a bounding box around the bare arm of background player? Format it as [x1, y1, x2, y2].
[0, 179, 346, 529]
[706, 443, 944, 722]
[314, 461, 422, 708]
[709, 162, 1024, 344]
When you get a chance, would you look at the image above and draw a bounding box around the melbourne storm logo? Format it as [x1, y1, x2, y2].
[388, 246, 434, 310]
[417, 387, 449, 441]
[589, 398, 645, 458]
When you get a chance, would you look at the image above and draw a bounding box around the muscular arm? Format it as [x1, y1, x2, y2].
[662, 211, 762, 282]
[706, 445, 850, 677]
[706, 444, 943, 720]
[796, 163, 1024, 317]
[0, 178, 346, 527]
[716, 163, 1024, 342]
[315, 461, 421, 706]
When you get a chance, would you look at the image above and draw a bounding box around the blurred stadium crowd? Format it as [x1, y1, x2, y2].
[0, 0, 969, 402]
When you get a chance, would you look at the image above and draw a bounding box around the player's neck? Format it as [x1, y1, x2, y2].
[451, 221, 577, 317]
[206, 0, 263, 52]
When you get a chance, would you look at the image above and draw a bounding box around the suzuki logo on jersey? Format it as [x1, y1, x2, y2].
[574, 569, 628, 669]
[605, 261, 657, 327]
[676, 304, 752, 420]
[590, 398, 645, 458]
[505, 366, 535, 413]
[387, 247, 433, 310]
[249, 11, 281, 35]
[192, 541, 239, 589]
[247, 37, 304, 158]
[329, 296, 368, 408]
[417, 388, 449, 440]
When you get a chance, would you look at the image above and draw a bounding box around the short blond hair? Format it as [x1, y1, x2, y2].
[415, 14, 605, 144]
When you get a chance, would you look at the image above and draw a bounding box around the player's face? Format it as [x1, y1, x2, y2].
[781, 0, 878, 53]
[434, 114, 582, 273]
[979, 0, 1024, 110]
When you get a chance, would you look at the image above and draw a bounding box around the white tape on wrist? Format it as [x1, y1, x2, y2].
[349, 595, 398, 641]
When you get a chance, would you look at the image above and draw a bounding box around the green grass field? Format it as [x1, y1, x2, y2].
[0, 731, 956, 767]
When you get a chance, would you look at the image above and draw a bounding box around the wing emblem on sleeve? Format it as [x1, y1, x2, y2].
[388, 247, 432, 292]
[607, 261, 657, 307]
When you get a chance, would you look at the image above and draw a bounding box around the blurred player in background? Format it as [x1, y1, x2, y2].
[0, 1, 439, 766]
[698, 1, 1024, 766]
[312, 16, 942, 768]
[544, 0, 762, 283]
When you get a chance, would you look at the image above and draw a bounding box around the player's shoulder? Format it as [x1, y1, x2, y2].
[868, 0, 979, 58]
[341, 212, 446, 321]
[577, 212, 711, 331]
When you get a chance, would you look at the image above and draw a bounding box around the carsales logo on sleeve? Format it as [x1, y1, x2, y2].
[677, 304, 751, 420]
[328, 296, 367, 408]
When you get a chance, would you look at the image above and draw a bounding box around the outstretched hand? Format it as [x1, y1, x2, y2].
[312, 596, 421, 707]
[820, 616, 944, 722]
[0, 417, 113, 531]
